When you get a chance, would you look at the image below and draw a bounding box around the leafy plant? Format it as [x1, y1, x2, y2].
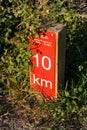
[0, 1, 87, 129]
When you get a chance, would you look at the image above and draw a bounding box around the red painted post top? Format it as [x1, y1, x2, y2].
[28, 24, 66, 99]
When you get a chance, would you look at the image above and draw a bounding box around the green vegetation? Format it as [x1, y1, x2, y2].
[0, 0, 87, 129]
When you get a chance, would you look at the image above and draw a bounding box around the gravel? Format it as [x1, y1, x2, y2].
[0, 113, 34, 130]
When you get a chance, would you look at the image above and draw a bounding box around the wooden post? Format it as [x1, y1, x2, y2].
[28, 23, 66, 99]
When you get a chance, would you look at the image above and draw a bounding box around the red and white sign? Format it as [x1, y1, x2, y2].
[28, 30, 57, 99]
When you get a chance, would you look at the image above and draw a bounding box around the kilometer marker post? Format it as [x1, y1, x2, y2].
[28, 24, 66, 99]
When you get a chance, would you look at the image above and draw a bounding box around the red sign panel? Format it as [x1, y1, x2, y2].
[28, 31, 57, 99]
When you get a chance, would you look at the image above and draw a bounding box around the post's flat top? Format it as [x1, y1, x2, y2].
[48, 23, 66, 32]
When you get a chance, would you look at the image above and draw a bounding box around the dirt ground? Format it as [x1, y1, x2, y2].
[0, 107, 87, 130]
[0, 108, 49, 130]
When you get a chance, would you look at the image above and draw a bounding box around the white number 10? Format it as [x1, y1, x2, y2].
[34, 54, 51, 70]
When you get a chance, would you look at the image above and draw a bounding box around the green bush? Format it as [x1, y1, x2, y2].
[0, 0, 87, 128]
